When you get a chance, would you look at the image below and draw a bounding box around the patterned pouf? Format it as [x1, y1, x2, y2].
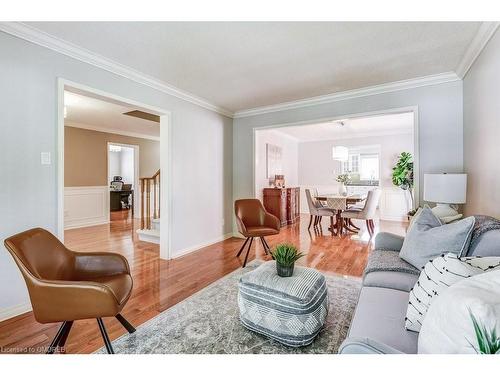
[238, 261, 329, 347]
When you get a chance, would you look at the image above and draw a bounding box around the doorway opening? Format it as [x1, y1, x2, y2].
[108, 142, 139, 224]
[57, 79, 172, 259]
[253, 107, 418, 240]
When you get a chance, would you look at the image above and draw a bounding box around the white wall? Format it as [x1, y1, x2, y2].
[0, 32, 233, 318]
[297, 133, 413, 220]
[233, 80, 464, 232]
[463, 29, 500, 218]
[254, 129, 298, 200]
[119, 147, 135, 188]
[108, 150, 121, 181]
[298, 133, 413, 190]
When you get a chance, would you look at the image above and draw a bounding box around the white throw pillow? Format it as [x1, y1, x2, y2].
[418, 270, 500, 353]
[440, 214, 463, 224]
[405, 253, 500, 332]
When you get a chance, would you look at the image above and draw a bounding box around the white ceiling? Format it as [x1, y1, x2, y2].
[26, 22, 481, 112]
[271, 112, 414, 142]
[64, 90, 160, 139]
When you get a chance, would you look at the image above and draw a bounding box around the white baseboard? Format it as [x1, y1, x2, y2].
[64, 186, 110, 229]
[380, 215, 407, 222]
[172, 233, 235, 259]
[0, 302, 32, 322]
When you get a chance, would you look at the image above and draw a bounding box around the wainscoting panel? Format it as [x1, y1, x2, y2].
[64, 186, 110, 229]
[379, 187, 409, 222]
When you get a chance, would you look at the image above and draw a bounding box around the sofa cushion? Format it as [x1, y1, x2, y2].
[405, 253, 500, 333]
[363, 271, 419, 292]
[418, 270, 500, 353]
[374, 232, 405, 252]
[399, 206, 475, 269]
[347, 287, 418, 354]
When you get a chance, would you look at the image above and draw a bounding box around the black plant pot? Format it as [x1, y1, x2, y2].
[276, 262, 294, 277]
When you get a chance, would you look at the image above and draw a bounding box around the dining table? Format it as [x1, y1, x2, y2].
[316, 194, 367, 235]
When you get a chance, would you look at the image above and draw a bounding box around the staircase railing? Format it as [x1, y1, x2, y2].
[140, 169, 160, 230]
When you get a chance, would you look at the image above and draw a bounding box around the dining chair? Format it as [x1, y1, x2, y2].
[234, 199, 280, 267]
[305, 189, 336, 230]
[313, 188, 327, 207]
[340, 188, 382, 236]
[4, 228, 136, 354]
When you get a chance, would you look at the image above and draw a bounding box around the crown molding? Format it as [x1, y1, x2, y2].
[0, 22, 233, 118]
[2, 21, 481, 120]
[65, 121, 160, 141]
[455, 22, 499, 79]
[233, 72, 460, 118]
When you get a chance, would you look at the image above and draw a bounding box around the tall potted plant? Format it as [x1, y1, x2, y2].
[392, 152, 414, 214]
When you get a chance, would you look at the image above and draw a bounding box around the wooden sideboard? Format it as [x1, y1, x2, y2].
[263, 187, 300, 227]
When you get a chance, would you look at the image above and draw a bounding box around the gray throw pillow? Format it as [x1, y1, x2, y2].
[399, 206, 475, 269]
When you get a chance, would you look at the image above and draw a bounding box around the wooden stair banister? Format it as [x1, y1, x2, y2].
[140, 169, 160, 230]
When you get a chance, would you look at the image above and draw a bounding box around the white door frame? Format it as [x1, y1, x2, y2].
[107, 142, 140, 218]
[252, 105, 420, 208]
[57, 78, 173, 260]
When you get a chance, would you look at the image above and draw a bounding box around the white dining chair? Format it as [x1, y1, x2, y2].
[305, 189, 336, 230]
[340, 188, 381, 236]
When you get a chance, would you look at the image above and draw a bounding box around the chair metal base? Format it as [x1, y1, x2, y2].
[116, 313, 136, 333]
[46, 321, 73, 354]
[97, 317, 114, 354]
[46, 314, 136, 354]
[236, 236, 273, 267]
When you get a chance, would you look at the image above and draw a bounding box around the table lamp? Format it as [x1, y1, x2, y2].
[423, 173, 467, 217]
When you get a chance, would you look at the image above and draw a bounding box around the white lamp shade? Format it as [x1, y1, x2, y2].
[424, 173, 467, 204]
[332, 146, 348, 161]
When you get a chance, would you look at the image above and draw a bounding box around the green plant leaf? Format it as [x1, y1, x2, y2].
[271, 243, 305, 267]
[392, 152, 414, 192]
[469, 308, 500, 354]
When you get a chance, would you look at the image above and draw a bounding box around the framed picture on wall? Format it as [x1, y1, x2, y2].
[266, 143, 283, 178]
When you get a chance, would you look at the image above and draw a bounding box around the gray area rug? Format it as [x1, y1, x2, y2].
[97, 261, 361, 354]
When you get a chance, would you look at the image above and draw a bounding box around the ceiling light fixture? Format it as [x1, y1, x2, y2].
[331, 119, 348, 126]
[332, 146, 348, 161]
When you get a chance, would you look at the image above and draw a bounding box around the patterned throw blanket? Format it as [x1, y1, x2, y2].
[470, 215, 500, 248]
[364, 250, 419, 276]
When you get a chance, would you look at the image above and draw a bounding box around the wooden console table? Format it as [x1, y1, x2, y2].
[263, 187, 300, 227]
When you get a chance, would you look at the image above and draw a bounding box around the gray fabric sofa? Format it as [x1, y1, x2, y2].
[338, 229, 500, 354]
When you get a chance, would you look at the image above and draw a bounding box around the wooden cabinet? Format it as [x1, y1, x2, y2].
[286, 187, 300, 224]
[263, 187, 300, 227]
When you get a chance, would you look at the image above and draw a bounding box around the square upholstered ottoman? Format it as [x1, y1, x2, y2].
[238, 261, 328, 347]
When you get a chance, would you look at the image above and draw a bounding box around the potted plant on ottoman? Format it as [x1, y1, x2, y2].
[271, 243, 305, 277]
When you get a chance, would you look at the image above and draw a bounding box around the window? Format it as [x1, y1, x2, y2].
[359, 154, 379, 180]
[350, 154, 359, 173]
[342, 154, 359, 173]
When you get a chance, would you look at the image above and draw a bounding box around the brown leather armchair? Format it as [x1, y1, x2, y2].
[234, 199, 280, 267]
[4, 228, 136, 354]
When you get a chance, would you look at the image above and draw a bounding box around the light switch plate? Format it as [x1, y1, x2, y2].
[41, 152, 51, 165]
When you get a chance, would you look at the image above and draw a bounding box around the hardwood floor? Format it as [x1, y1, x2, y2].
[0, 210, 406, 354]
